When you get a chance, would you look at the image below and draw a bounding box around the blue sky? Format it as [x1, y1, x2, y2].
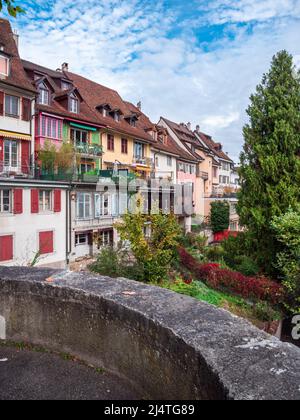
[3, 0, 300, 161]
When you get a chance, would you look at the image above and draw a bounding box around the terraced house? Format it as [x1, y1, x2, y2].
[0, 19, 69, 268]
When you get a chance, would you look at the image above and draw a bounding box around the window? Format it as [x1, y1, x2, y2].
[70, 95, 79, 113]
[39, 231, 54, 255]
[39, 190, 52, 212]
[221, 161, 230, 171]
[121, 138, 128, 154]
[5, 94, 19, 117]
[4, 140, 18, 170]
[134, 142, 145, 159]
[62, 81, 71, 91]
[0, 55, 9, 76]
[98, 230, 113, 248]
[77, 193, 92, 219]
[75, 233, 89, 246]
[107, 134, 114, 151]
[71, 129, 88, 145]
[95, 193, 111, 217]
[167, 156, 172, 167]
[155, 157, 159, 167]
[213, 167, 217, 178]
[80, 162, 94, 174]
[0, 235, 13, 262]
[40, 116, 62, 139]
[0, 189, 12, 213]
[114, 112, 121, 122]
[37, 83, 49, 105]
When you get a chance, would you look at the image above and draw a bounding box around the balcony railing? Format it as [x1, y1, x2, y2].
[75, 143, 103, 157]
[132, 157, 153, 167]
[0, 161, 34, 178]
[198, 171, 209, 180]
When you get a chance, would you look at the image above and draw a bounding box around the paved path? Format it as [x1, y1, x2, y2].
[0, 345, 140, 400]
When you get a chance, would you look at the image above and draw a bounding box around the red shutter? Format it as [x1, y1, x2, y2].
[21, 141, 30, 174]
[39, 231, 54, 255]
[22, 98, 31, 122]
[0, 91, 4, 116]
[0, 235, 13, 262]
[13, 189, 23, 214]
[31, 189, 39, 213]
[54, 189, 61, 212]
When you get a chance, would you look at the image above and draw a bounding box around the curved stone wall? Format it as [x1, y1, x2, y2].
[0, 267, 300, 400]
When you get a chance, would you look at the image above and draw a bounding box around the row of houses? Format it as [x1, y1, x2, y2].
[0, 19, 240, 268]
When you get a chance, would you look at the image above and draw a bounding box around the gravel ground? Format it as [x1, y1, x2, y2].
[0, 344, 141, 400]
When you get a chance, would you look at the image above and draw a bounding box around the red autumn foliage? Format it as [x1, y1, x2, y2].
[178, 247, 283, 304]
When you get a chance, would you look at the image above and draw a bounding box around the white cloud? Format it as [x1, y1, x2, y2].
[10, 0, 300, 162]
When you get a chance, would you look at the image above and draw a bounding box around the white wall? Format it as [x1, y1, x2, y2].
[151, 150, 177, 183]
[0, 186, 67, 268]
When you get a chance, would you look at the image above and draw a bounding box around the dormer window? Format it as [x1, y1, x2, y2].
[62, 81, 71, 91]
[114, 111, 121, 122]
[70, 93, 79, 114]
[0, 55, 9, 77]
[37, 82, 49, 106]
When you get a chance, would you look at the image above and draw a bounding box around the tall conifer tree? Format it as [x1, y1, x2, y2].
[238, 50, 300, 273]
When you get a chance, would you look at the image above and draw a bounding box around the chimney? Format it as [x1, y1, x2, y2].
[196, 125, 200, 133]
[187, 122, 191, 130]
[61, 62, 69, 72]
[13, 30, 19, 50]
[137, 101, 142, 111]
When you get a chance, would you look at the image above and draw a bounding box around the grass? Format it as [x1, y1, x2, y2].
[160, 278, 282, 326]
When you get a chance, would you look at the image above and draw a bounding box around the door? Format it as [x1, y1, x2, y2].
[4, 140, 19, 172]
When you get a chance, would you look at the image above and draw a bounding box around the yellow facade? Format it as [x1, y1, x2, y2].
[101, 130, 152, 173]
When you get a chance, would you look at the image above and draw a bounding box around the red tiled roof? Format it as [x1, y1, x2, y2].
[66, 72, 155, 143]
[0, 19, 36, 93]
[22, 60, 105, 126]
[197, 131, 233, 163]
[153, 135, 198, 163]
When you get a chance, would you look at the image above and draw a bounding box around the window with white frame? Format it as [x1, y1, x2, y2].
[75, 233, 89, 246]
[5, 94, 19, 117]
[77, 192, 92, 219]
[95, 193, 111, 217]
[71, 128, 88, 145]
[0, 189, 12, 213]
[40, 116, 62, 139]
[0, 55, 9, 77]
[98, 230, 113, 248]
[167, 156, 172, 167]
[37, 82, 49, 105]
[70, 94, 79, 113]
[39, 190, 52, 212]
[4, 140, 18, 170]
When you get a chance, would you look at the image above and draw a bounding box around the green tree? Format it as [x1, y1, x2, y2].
[238, 50, 300, 273]
[0, 0, 24, 17]
[210, 201, 230, 234]
[272, 209, 300, 314]
[115, 205, 181, 283]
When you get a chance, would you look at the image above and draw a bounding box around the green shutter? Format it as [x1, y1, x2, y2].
[91, 131, 100, 145]
[63, 123, 69, 141]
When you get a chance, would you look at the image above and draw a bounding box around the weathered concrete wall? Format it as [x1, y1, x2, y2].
[0, 266, 299, 400]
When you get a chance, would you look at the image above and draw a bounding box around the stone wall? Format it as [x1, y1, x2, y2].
[0, 267, 299, 400]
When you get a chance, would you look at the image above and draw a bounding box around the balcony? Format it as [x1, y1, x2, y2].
[132, 157, 153, 168]
[198, 171, 209, 180]
[75, 143, 103, 157]
[0, 161, 33, 178]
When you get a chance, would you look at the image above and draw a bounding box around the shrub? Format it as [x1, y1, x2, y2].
[205, 245, 225, 262]
[178, 247, 283, 304]
[210, 201, 230, 234]
[235, 256, 260, 277]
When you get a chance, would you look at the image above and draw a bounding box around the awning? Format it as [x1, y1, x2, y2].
[70, 122, 97, 132]
[0, 131, 31, 141]
[134, 166, 152, 172]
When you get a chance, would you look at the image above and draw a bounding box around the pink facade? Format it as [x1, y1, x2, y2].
[35, 113, 64, 151]
[177, 170, 197, 206]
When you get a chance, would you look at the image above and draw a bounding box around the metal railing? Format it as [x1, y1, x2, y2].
[75, 143, 103, 157]
[132, 157, 153, 167]
[0, 161, 34, 178]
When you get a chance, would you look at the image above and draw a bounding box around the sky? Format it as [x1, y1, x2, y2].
[3, 0, 300, 162]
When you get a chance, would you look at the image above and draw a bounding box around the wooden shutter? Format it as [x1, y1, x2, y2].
[0, 235, 13, 262]
[31, 189, 39, 213]
[22, 98, 31, 121]
[0, 91, 4, 116]
[39, 231, 54, 254]
[21, 141, 30, 174]
[13, 189, 23, 214]
[54, 189, 61, 212]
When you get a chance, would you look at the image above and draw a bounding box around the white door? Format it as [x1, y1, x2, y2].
[4, 140, 19, 172]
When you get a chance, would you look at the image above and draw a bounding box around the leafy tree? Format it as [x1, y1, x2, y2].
[0, 0, 25, 17]
[238, 51, 300, 273]
[115, 205, 181, 283]
[210, 201, 230, 234]
[272, 209, 300, 314]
